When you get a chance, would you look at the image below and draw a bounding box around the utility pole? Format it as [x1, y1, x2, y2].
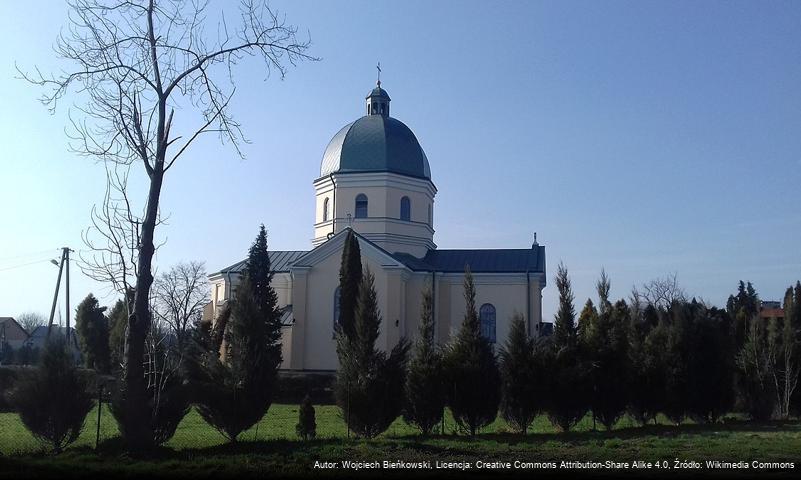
[46, 247, 74, 342]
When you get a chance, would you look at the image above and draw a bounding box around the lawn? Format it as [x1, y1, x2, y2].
[1, 405, 800, 478]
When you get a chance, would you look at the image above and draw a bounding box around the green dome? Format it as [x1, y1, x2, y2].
[320, 114, 431, 180]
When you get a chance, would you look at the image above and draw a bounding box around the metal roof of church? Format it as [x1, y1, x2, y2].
[217, 250, 308, 274]
[392, 246, 546, 274]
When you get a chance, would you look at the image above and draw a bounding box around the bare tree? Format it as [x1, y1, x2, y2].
[634, 273, 686, 310]
[152, 261, 209, 350]
[16, 312, 47, 334]
[20, 0, 316, 450]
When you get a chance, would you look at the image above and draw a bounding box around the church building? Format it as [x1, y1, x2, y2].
[208, 79, 547, 371]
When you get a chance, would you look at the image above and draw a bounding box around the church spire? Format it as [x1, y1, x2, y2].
[366, 63, 390, 117]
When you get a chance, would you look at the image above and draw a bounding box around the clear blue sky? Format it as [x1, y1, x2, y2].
[1, 0, 799, 324]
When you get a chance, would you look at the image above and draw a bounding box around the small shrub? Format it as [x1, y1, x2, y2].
[296, 395, 316, 440]
[8, 339, 94, 453]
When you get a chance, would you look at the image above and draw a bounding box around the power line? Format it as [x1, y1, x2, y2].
[0, 258, 53, 273]
[0, 248, 60, 262]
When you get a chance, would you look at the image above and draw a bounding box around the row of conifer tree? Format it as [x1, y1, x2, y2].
[335, 229, 801, 437]
[5, 226, 800, 452]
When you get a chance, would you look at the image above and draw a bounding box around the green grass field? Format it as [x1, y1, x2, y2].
[1, 405, 800, 477]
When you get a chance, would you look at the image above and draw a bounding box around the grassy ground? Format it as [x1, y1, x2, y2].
[1, 405, 800, 478]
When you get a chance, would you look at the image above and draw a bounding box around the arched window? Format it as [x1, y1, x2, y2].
[355, 194, 368, 218]
[400, 196, 411, 221]
[322, 197, 330, 222]
[333, 286, 341, 337]
[479, 303, 496, 343]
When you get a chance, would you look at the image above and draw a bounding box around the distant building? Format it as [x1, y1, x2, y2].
[24, 326, 82, 365]
[759, 300, 784, 323]
[0, 317, 30, 363]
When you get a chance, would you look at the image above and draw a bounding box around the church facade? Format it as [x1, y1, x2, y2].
[208, 81, 547, 371]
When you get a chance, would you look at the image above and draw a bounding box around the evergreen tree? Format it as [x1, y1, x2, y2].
[335, 268, 409, 438]
[577, 299, 598, 342]
[552, 262, 576, 347]
[444, 266, 501, 435]
[544, 262, 590, 432]
[74, 293, 111, 373]
[296, 395, 316, 441]
[588, 300, 630, 430]
[8, 339, 94, 453]
[628, 317, 667, 425]
[338, 229, 363, 339]
[686, 304, 735, 423]
[107, 299, 128, 371]
[499, 313, 544, 435]
[662, 303, 692, 425]
[186, 226, 283, 442]
[596, 269, 612, 316]
[404, 285, 446, 435]
[792, 282, 801, 415]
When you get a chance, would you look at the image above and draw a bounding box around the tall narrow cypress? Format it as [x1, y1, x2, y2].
[444, 266, 501, 435]
[338, 229, 363, 339]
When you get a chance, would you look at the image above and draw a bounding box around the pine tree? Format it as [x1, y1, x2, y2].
[444, 266, 501, 435]
[544, 262, 590, 432]
[186, 225, 282, 442]
[338, 229, 363, 339]
[8, 339, 94, 453]
[404, 285, 446, 435]
[596, 269, 612, 316]
[296, 395, 317, 441]
[577, 299, 599, 342]
[74, 293, 110, 373]
[335, 268, 409, 438]
[499, 313, 544, 435]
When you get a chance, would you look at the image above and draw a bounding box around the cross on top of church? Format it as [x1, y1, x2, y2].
[376, 62, 381, 87]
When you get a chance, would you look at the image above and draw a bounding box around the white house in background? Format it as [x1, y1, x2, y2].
[208, 80, 547, 371]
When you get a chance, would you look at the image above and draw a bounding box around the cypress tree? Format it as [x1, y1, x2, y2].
[686, 304, 735, 423]
[500, 313, 543, 435]
[404, 285, 446, 435]
[74, 293, 110, 372]
[338, 229, 363, 339]
[553, 262, 576, 347]
[545, 262, 590, 432]
[335, 268, 409, 438]
[107, 299, 127, 371]
[588, 300, 630, 430]
[444, 266, 501, 435]
[186, 225, 282, 442]
[628, 314, 666, 426]
[8, 339, 94, 453]
[296, 395, 317, 441]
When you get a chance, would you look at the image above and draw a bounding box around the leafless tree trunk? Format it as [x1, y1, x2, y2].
[20, 0, 316, 450]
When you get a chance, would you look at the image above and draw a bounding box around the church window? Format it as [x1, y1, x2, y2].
[479, 303, 496, 343]
[400, 196, 411, 221]
[333, 286, 341, 337]
[355, 194, 368, 218]
[323, 197, 330, 222]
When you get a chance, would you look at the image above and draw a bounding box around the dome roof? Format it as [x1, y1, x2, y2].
[320, 114, 431, 180]
[367, 86, 390, 100]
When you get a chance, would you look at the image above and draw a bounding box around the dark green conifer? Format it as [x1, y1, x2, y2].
[404, 285, 445, 435]
[444, 266, 501, 435]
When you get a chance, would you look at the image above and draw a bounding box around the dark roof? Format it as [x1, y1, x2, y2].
[279, 305, 294, 326]
[215, 250, 308, 275]
[320, 115, 431, 180]
[366, 86, 391, 100]
[393, 246, 546, 273]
